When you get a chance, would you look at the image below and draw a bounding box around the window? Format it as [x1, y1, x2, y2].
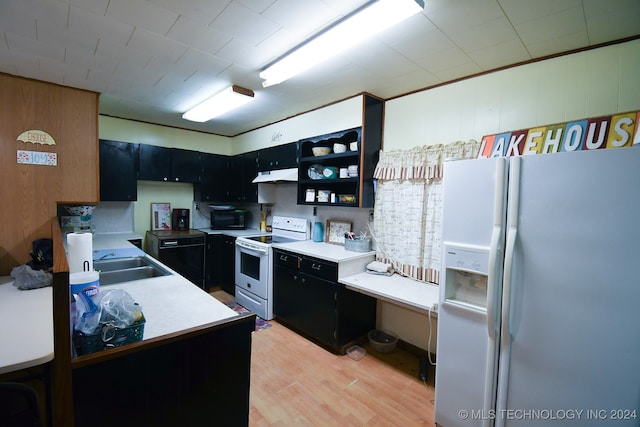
[371, 141, 480, 284]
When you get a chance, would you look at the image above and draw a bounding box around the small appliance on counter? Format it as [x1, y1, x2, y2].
[172, 208, 190, 231]
[210, 205, 248, 230]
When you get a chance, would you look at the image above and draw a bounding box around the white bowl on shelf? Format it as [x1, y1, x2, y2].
[312, 147, 331, 156]
[333, 143, 347, 153]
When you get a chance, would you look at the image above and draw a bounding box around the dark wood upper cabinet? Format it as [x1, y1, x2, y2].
[138, 145, 201, 183]
[229, 151, 258, 203]
[171, 148, 202, 183]
[99, 139, 138, 201]
[138, 144, 172, 182]
[195, 152, 231, 202]
[257, 142, 298, 171]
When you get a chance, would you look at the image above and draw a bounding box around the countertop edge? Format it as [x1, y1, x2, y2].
[339, 272, 439, 315]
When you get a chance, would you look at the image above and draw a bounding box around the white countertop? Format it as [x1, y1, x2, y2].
[90, 233, 239, 340]
[339, 272, 439, 315]
[272, 240, 376, 263]
[98, 272, 238, 340]
[0, 277, 54, 374]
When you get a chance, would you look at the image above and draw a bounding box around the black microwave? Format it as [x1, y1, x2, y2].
[210, 208, 247, 230]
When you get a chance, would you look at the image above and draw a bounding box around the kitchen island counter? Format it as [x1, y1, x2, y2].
[50, 220, 255, 427]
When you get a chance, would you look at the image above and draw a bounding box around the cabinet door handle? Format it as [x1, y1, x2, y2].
[312, 263, 321, 271]
[301, 277, 306, 284]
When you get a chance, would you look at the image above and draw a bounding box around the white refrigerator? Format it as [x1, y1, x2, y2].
[434, 147, 640, 426]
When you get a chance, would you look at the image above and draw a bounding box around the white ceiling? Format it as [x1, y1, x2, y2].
[1, 0, 639, 137]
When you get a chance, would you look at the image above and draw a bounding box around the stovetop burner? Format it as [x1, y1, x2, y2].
[245, 235, 298, 244]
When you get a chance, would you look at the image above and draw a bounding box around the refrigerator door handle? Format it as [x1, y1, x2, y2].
[487, 159, 506, 341]
[495, 158, 521, 426]
[487, 226, 501, 340]
[502, 157, 520, 346]
[502, 228, 517, 346]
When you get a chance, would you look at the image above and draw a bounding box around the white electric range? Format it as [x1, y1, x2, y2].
[234, 216, 309, 320]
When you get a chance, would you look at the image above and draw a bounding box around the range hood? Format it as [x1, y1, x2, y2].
[252, 168, 298, 183]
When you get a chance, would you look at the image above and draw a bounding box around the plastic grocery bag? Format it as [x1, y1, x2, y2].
[98, 289, 143, 328]
[10, 264, 53, 290]
[75, 289, 143, 333]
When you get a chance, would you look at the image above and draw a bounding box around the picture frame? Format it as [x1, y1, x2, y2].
[151, 203, 171, 230]
[326, 219, 352, 245]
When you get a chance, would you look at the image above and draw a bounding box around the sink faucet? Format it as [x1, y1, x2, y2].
[96, 252, 116, 260]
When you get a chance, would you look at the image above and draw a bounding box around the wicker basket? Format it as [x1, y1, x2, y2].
[74, 315, 145, 355]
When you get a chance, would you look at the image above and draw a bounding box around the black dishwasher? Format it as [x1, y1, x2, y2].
[273, 249, 376, 354]
[145, 230, 206, 288]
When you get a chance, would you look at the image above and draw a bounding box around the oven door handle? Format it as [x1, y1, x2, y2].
[236, 241, 268, 255]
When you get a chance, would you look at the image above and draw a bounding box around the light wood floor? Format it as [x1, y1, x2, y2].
[248, 320, 436, 426]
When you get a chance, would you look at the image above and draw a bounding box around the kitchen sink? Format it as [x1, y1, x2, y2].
[94, 256, 171, 285]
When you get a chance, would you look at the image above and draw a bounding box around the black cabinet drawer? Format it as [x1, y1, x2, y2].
[301, 257, 337, 282]
[273, 250, 300, 270]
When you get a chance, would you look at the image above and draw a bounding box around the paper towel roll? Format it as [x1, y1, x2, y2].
[67, 232, 93, 274]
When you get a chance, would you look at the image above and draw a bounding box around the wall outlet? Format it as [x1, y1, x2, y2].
[194, 202, 200, 210]
[369, 210, 374, 222]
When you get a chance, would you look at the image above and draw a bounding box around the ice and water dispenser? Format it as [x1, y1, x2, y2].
[443, 243, 490, 311]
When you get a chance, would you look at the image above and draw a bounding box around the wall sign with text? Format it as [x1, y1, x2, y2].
[478, 110, 640, 158]
[15, 129, 58, 166]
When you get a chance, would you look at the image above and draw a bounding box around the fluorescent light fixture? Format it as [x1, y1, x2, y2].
[182, 85, 255, 122]
[260, 0, 424, 87]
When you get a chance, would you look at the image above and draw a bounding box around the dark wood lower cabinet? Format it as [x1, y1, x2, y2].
[71, 314, 255, 427]
[273, 249, 376, 354]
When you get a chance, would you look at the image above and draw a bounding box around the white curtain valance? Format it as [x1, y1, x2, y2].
[373, 140, 480, 182]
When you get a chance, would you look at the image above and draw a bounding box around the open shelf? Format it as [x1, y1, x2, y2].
[295, 95, 383, 208]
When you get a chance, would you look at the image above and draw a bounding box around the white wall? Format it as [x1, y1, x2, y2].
[379, 39, 640, 352]
[232, 96, 363, 154]
[99, 116, 232, 153]
[384, 39, 640, 150]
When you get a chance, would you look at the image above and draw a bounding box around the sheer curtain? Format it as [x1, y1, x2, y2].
[371, 140, 480, 284]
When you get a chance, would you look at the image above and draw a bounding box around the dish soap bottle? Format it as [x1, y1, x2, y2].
[312, 221, 324, 242]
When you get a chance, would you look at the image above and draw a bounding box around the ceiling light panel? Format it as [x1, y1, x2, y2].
[260, 0, 425, 87]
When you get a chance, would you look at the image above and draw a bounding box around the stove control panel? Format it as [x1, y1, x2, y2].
[272, 216, 309, 235]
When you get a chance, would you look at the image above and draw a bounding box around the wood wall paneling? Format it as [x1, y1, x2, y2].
[0, 74, 98, 275]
